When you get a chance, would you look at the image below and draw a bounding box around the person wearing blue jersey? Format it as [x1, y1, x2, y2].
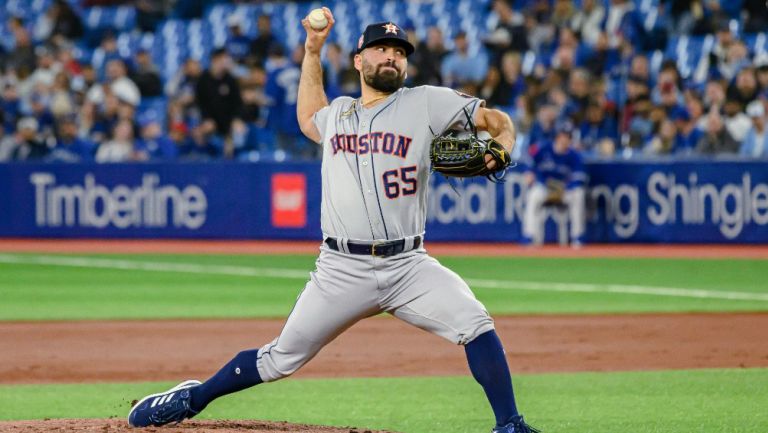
[265, 45, 315, 158]
[522, 121, 586, 247]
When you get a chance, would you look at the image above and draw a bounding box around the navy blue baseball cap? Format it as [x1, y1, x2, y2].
[356, 22, 415, 56]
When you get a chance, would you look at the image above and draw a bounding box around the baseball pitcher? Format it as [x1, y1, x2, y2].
[129, 8, 539, 433]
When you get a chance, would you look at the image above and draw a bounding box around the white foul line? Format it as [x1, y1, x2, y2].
[0, 253, 766, 302]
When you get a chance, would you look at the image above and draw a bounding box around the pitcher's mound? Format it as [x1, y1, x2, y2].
[0, 419, 397, 433]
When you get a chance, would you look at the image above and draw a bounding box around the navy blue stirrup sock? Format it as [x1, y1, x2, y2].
[465, 330, 519, 427]
[189, 349, 263, 412]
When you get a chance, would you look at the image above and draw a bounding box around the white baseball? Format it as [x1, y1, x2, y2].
[308, 8, 328, 30]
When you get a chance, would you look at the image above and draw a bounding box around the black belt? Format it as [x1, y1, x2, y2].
[324, 236, 421, 257]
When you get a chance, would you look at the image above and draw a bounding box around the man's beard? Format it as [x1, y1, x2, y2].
[362, 59, 405, 93]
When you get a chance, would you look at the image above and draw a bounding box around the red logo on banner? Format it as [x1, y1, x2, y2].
[271, 173, 307, 228]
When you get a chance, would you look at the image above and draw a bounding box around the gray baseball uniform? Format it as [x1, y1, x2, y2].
[256, 86, 495, 382]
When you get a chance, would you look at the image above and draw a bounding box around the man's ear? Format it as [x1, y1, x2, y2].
[353, 53, 362, 71]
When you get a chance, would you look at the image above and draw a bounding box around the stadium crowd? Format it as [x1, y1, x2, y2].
[0, 0, 767, 163]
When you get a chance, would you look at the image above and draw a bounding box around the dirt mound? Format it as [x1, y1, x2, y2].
[2, 313, 768, 385]
[0, 419, 396, 433]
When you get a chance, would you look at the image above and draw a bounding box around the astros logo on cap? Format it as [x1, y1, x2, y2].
[383, 23, 398, 34]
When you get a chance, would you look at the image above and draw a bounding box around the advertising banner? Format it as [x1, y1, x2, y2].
[0, 160, 766, 243]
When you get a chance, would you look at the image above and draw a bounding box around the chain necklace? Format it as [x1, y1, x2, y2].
[361, 93, 391, 107]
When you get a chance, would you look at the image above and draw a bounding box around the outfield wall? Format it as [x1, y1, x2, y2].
[0, 160, 766, 243]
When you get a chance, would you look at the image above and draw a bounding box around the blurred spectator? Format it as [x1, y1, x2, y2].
[709, 21, 734, 73]
[12, 117, 49, 161]
[96, 119, 139, 162]
[484, 51, 526, 109]
[47, 115, 96, 162]
[179, 120, 222, 160]
[685, 91, 707, 129]
[723, 97, 751, 142]
[195, 48, 243, 138]
[0, 128, 15, 161]
[671, 107, 703, 154]
[695, 110, 739, 155]
[27, 45, 60, 91]
[703, 79, 726, 111]
[529, 104, 559, 149]
[625, 96, 654, 149]
[136, 113, 177, 160]
[579, 100, 618, 153]
[441, 32, 489, 91]
[522, 121, 586, 246]
[552, 0, 577, 29]
[740, 100, 768, 158]
[9, 24, 36, 78]
[742, 0, 768, 33]
[605, 0, 641, 48]
[265, 45, 313, 158]
[166, 58, 202, 99]
[595, 137, 617, 159]
[2, 83, 22, 133]
[727, 66, 759, 108]
[645, 118, 677, 155]
[250, 15, 280, 67]
[87, 58, 141, 107]
[756, 58, 768, 93]
[136, 0, 169, 33]
[56, 43, 83, 78]
[629, 55, 651, 83]
[35, 0, 84, 42]
[582, 32, 621, 77]
[484, 0, 529, 57]
[410, 26, 447, 86]
[322, 43, 348, 100]
[662, 0, 698, 36]
[91, 32, 127, 79]
[226, 16, 252, 65]
[569, 0, 605, 47]
[565, 68, 592, 122]
[130, 49, 163, 98]
[29, 92, 56, 138]
[718, 40, 750, 82]
[525, 2, 557, 53]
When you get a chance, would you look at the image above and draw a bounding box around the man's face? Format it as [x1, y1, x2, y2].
[61, 121, 77, 139]
[357, 43, 407, 93]
[106, 60, 124, 81]
[554, 132, 570, 152]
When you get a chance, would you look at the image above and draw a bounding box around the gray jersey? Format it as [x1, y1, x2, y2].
[313, 86, 483, 241]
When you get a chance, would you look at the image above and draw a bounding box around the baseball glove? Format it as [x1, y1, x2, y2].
[430, 108, 512, 181]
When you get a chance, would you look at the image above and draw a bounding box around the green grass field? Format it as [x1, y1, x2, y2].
[1, 252, 767, 432]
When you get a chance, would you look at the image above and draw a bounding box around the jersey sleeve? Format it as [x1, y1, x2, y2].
[312, 105, 332, 141]
[424, 86, 485, 135]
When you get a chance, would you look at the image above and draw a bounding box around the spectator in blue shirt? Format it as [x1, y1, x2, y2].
[579, 99, 618, 154]
[441, 32, 489, 91]
[672, 107, 703, 155]
[522, 121, 587, 247]
[179, 119, 223, 161]
[528, 104, 558, 151]
[741, 100, 768, 158]
[29, 92, 56, 137]
[226, 16, 252, 65]
[265, 45, 313, 158]
[47, 115, 96, 162]
[136, 111, 177, 160]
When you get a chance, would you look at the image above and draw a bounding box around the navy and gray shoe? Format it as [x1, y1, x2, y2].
[128, 379, 202, 427]
[492, 415, 541, 433]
